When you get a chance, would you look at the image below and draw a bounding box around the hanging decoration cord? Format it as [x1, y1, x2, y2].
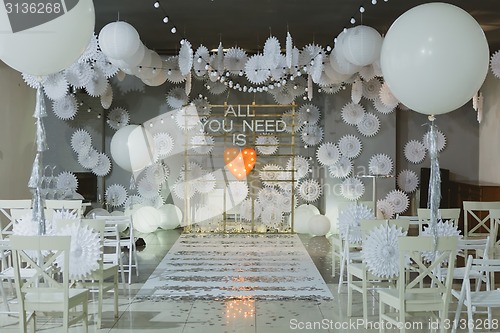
[427, 115, 440, 253]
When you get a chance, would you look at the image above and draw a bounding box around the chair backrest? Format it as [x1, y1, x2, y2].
[360, 219, 410, 239]
[10, 235, 71, 307]
[417, 208, 461, 234]
[489, 209, 500, 253]
[0, 200, 32, 238]
[463, 201, 500, 238]
[463, 255, 500, 291]
[397, 236, 458, 304]
[45, 200, 83, 217]
[457, 236, 490, 263]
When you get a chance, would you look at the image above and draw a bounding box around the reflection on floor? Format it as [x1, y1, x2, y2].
[0, 229, 497, 332]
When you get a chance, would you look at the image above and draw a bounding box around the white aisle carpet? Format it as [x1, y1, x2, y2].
[136, 233, 333, 301]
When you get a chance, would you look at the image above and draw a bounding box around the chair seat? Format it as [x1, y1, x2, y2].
[378, 288, 446, 311]
[349, 263, 397, 281]
[25, 288, 88, 304]
[1, 267, 37, 279]
[468, 290, 500, 307]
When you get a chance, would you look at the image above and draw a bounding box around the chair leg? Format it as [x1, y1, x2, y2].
[379, 300, 385, 333]
[347, 270, 352, 317]
[98, 281, 103, 328]
[63, 308, 69, 333]
[114, 273, 119, 319]
[0, 280, 10, 313]
[362, 277, 368, 324]
[128, 246, 133, 285]
[83, 298, 89, 333]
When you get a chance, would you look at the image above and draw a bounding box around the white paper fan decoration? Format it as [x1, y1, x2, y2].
[263, 36, 281, 68]
[298, 179, 323, 202]
[191, 97, 212, 119]
[301, 124, 323, 146]
[153, 132, 174, 159]
[205, 81, 228, 95]
[362, 78, 382, 100]
[302, 43, 324, 82]
[239, 198, 263, 221]
[373, 96, 396, 114]
[368, 153, 393, 175]
[281, 109, 300, 133]
[337, 203, 375, 244]
[385, 190, 410, 214]
[277, 192, 297, 213]
[56, 224, 100, 280]
[397, 169, 419, 193]
[286, 156, 310, 180]
[178, 39, 194, 76]
[340, 177, 365, 201]
[297, 103, 321, 126]
[258, 187, 281, 204]
[421, 221, 462, 263]
[341, 102, 365, 125]
[175, 105, 200, 130]
[316, 142, 340, 166]
[261, 206, 284, 228]
[329, 155, 353, 178]
[79, 34, 99, 61]
[100, 84, 113, 110]
[144, 162, 170, 185]
[245, 54, 270, 84]
[259, 164, 284, 187]
[106, 107, 130, 130]
[92, 153, 111, 177]
[166, 87, 189, 109]
[379, 81, 399, 108]
[321, 84, 342, 95]
[256, 135, 279, 155]
[376, 199, 396, 219]
[490, 50, 500, 78]
[226, 181, 249, 204]
[56, 171, 78, 190]
[193, 172, 216, 194]
[43, 72, 69, 101]
[71, 129, 92, 154]
[52, 94, 78, 120]
[362, 224, 407, 278]
[172, 179, 196, 200]
[338, 135, 362, 159]
[52, 208, 79, 222]
[137, 177, 160, 199]
[78, 148, 99, 169]
[85, 68, 109, 97]
[224, 47, 248, 75]
[93, 51, 119, 79]
[64, 61, 93, 88]
[357, 112, 380, 137]
[164, 56, 186, 84]
[422, 130, 447, 152]
[351, 78, 363, 103]
[193, 45, 211, 77]
[191, 134, 214, 154]
[404, 140, 426, 164]
[359, 64, 377, 81]
[105, 184, 128, 207]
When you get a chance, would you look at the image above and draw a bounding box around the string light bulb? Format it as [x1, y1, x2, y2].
[171, 26, 177, 33]
[153, 1, 160, 8]
[163, 16, 169, 23]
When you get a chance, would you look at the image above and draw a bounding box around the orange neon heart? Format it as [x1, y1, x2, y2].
[224, 147, 257, 180]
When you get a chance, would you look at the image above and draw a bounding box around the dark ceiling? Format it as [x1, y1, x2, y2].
[94, 0, 500, 55]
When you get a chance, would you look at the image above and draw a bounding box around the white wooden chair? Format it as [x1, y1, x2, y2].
[78, 219, 119, 328]
[463, 201, 500, 240]
[417, 208, 461, 235]
[489, 209, 500, 258]
[452, 256, 500, 333]
[44, 200, 83, 217]
[0, 200, 32, 238]
[10, 235, 89, 333]
[347, 219, 410, 323]
[378, 236, 458, 333]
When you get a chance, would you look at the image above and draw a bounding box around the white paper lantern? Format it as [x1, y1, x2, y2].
[0, 0, 95, 75]
[343, 25, 383, 67]
[308, 214, 331, 236]
[137, 50, 162, 80]
[158, 204, 182, 230]
[110, 125, 156, 173]
[98, 21, 141, 60]
[133, 206, 161, 234]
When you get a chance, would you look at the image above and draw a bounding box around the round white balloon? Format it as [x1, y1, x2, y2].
[158, 204, 182, 230]
[290, 204, 320, 234]
[98, 21, 141, 60]
[308, 214, 331, 236]
[133, 206, 161, 234]
[110, 125, 156, 173]
[343, 25, 383, 67]
[0, 0, 95, 75]
[381, 3, 489, 115]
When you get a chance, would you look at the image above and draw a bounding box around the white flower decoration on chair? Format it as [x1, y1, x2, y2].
[105, 184, 128, 207]
[421, 221, 462, 263]
[340, 177, 365, 201]
[422, 130, 447, 152]
[385, 190, 410, 214]
[338, 135, 362, 159]
[397, 169, 419, 193]
[153, 132, 174, 159]
[316, 142, 340, 166]
[56, 224, 101, 281]
[107, 107, 130, 130]
[298, 179, 323, 202]
[357, 112, 380, 137]
[328, 156, 353, 178]
[337, 203, 375, 244]
[71, 129, 92, 155]
[297, 104, 321, 126]
[404, 140, 426, 164]
[368, 153, 393, 176]
[52, 95, 78, 120]
[341, 102, 365, 125]
[286, 156, 310, 180]
[376, 199, 395, 219]
[301, 124, 323, 146]
[362, 224, 408, 278]
[362, 78, 382, 100]
[256, 135, 279, 155]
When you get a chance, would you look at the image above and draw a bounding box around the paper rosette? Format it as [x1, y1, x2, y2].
[56, 224, 101, 280]
[362, 224, 408, 278]
[421, 221, 462, 263]
[337, 203, 375, 244]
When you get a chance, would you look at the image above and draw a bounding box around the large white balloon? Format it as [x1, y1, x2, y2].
[110, 125, 156, 172]
[308, 214, 331, 236]
[158, 204, 182, 230]
[133, 206, 161, 234]
[0, 0, 95, 75]
[381, 3, 489, 115]
[290, 204, 320, 234]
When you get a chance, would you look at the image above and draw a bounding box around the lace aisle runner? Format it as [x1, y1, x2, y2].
[136, 233, 333, 301]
